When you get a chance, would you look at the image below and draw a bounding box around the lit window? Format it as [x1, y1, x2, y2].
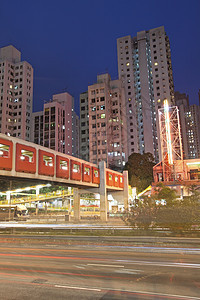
[84, 167, 90, 175]
[73, 163, 80, 173]
[60, 160, 68, 170]
[126, 62, 130, 66]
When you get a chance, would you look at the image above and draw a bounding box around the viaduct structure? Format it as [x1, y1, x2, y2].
[0, 133, 128, 222]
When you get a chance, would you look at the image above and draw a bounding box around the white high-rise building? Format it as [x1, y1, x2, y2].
[0, 45, 33, 141]
[117, 26, 174, 162]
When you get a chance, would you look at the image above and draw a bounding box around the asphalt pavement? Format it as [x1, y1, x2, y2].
[0, 236, 199, 299]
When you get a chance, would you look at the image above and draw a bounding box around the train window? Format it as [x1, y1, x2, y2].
[115, 175, 118, 182]
[60, 160, 68, 170]
[120, 177, 123, 183]
[20, 149, 33, 162]
[84, 167, 90, 175]
[0, 143, 9, 157]
[109, 174, 112, 181]
[43, 155, 53, 167]
[94, 169, 99, 177]
[73, 163, 80, 173]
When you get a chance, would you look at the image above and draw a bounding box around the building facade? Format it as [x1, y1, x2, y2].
[0, 45, 33, 141]
[32, 92, 79, 157]
[79, 91, 89, 161]
[175, 91, 200, 159]
[88, 73, 128, 170]
[117, 26, 174, 162]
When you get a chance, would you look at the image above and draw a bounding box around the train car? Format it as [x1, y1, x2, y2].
[70, 160, 82, 181]
[106, 171, 114, 186]
[0, 137, 13, 171]
[15, 143, 36, 174]
[92, 167, 100, 184]
[38, 149, 54, 176]
[56, 155, 69, 179]
[82, 163, 92, 182]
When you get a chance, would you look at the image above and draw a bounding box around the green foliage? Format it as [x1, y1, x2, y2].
[124, 152, 155, 193]
[155, 205, 200, 233]
[124, 184, 200, 234]
[154, 183, 177, 206]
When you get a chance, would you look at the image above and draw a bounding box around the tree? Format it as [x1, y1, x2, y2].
[124, 152, 155, 193]
[154, 183, 177, 206]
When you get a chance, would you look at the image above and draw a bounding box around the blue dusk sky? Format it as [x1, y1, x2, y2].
[0, 0, 200, 114]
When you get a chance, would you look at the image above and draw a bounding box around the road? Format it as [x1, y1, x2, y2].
[0, 237, 199, 299]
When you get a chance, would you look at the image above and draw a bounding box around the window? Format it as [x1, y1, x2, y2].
[84, 167, 90, 175]
[0, 144, 10, 157]
[94, 169, 99, 177]
[60, 160, 68, 170]
[43, 155, 53, 167]
[73, 163, 80, 173]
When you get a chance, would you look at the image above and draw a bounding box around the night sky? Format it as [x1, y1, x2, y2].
[0, 0, 200, 115]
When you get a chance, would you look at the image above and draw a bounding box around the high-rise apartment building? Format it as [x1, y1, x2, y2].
[79, 92, 89, 161]
[87, 73, 127, 170]
[175, 91, 200, 159]
[117, 26, 174, 162]
[32, 92, 79, 157]
[0, 45, 33, 141]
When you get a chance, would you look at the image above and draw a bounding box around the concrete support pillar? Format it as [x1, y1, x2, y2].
[45, 202, 47, 214]
[6, 191, 11, 221]
[35, 204, 38, 215]
[123, 170, 129, 211]
[6, 191, 11, 203]
[36, 186, 40, 198]
[73, 188, 80, 222]
[99, 161, 107, 222]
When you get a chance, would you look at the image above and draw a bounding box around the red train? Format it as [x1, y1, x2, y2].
[0, 136, 124, 188]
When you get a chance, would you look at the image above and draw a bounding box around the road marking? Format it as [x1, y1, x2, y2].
[55, 285, 200, 299]
[87, 263, 124, 268]
[115, 269, 141, 274]
[55, 285, 101, 292]
[74, 265, 85, 269]
[117, 260, 200, 269]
